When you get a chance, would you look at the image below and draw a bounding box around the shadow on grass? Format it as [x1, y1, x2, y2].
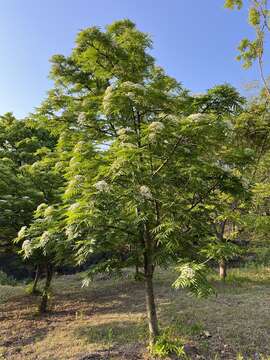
[75, 320, 147, 347]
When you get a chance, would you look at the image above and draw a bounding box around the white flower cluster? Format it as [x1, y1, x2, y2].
[65, 225, 74, 239]
[77, 112, 87, 126]
[36, 203, 48, 214]
[188, 113, 207, 122]
[22, 240, 32, 258]
[68, 202, 80, 212]
[122, 82, 145, 92]
[126, 92, 136, 100]
[122, 82, 145, 102]
[95, 180, 109, 192]
[103, 85, 115, 113]
[74, 141, 86, 153]
[139, 185, 152, 200]
[117, 127, 132, 137]
[74, 175, 85, 183]
[149, 121, 165, 132]
[18, 226, 27, 239]
[148, 121, 165, 142]
[40, 231, 50, 247]
[180, 265, 195, 280]
[44, 206, 54, 217]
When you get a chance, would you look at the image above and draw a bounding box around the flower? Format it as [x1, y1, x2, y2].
[187, 113, 207, 122]
[40, 231, 50, 247]
[148, 122, 165, 142]
[139, 185, 152, 200]
[18, 226, 27, 239]
[149, 121, 165, 132]
[36, 203, 48, 214]
[74, 141, 86, 153]
[44, 206, 54, 217]
[95, 180, 109, 192]
[103, 85, 115, 113]
[117, 127, 132, 136]
[122, 82, 145, 92]
[22, 240, 32, 258]
[65, 226, 74, 239]
[77, 112, 87, 126]
[68, 203, 80, 212]
[180, 265, 195, 279]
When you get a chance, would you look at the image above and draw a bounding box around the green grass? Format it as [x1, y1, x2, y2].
[1, 266, 270, 359]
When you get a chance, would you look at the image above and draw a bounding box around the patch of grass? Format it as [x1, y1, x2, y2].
[75, 319, 147, 346]
[0, 284, 24, 303]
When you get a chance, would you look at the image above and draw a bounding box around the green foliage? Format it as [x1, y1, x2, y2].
[0, 271, 17, 286]
[173, 262, 214, 298]
[201, 241, 243, 262]
[224, 0, 243, 10]
[149, 328, 186, 358]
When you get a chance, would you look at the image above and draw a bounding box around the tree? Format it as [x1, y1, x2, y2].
[233, 96, 270, 262]
[192, 85, 252, 281]
[0, 113, 53, 257]
[224, 0, 270, 98]
[17, 202, 71, 313]
[33, 20, 251, 345]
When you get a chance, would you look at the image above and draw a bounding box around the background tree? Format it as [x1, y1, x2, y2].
[0, 113, 56, 278]
[224, 0, 270, 98]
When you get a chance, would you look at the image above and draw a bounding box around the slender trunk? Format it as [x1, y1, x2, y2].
[39, 264, 53, 314]
[144, 270, 159, 345]
[135, 262, 140, 280]
[143, 226, 159, 345]
[219, 259, 227, 281]
[31, 265, 41, 294]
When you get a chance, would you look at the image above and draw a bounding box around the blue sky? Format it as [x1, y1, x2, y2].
[0, 0, 259, 118]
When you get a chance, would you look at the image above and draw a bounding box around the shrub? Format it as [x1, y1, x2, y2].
[0, 271, 17, 286]
[149, 328, 186, 358]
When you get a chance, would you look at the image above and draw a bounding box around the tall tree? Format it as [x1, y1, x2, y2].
[32, 20, 250, 345]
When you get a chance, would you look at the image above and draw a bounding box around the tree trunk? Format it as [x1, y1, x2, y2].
[31, 265, 41, 294]
[143, 226, 159, 345]
[39, 264, 53, 314]
[219, 259, 227, 281]
[144, 271, 159, 345]
[135, 262, 140, 280]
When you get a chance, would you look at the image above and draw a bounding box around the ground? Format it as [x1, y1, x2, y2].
[1, 267, 270, 360]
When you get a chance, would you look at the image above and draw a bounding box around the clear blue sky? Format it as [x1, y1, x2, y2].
[0, 0, 259, 118]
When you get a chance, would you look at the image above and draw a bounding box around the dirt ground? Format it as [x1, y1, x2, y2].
[1, 267, 270, 360]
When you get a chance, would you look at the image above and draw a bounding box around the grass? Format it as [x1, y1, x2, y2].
[1, 266, 270, 359]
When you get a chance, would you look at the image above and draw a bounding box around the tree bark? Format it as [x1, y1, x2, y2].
[143, 226, 159, 345]
[31, 265, 41, 294]
[135, 262, 140, 280]
[219, 259, 227, 281]
[39, 264, 53, 314]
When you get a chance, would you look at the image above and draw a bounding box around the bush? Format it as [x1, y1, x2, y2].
[149, 328, 186, 358]
[0, 270, 17, 286]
